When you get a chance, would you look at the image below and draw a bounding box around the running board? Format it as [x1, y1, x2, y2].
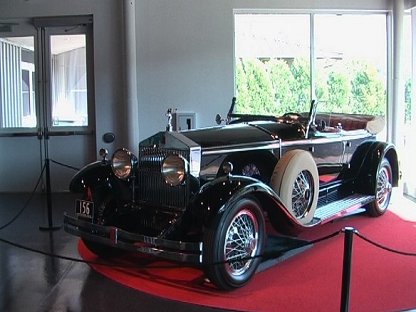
[307, 194, 375, 226]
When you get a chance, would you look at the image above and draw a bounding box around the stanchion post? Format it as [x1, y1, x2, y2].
[45, 158, 53, 228]
[39, 158, 61, 231]
[340, 227, 355, 312]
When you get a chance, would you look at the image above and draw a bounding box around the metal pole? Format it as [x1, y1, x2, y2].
[39, 158, 61, 231]
[340, 227, 355, 312]
[37, 28, 60, 232]
[45, 158, 53, 228]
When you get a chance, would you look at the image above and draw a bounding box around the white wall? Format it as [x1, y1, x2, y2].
[135, 0, 392, 140]
[136, 1, 234, 140]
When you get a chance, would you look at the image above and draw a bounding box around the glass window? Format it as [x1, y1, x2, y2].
[403, 13, 412, 124]
[234, 12, 387, 117]
[0, 36, 36, 128]
[22, 70, 30, 115]
[402, 12, 415, 199]
[234, 14, 311, 115]
[315, 14, 387, 116]
[50, 34, 88, 127]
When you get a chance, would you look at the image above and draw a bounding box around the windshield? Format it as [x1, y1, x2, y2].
[230, 97, 310, 118]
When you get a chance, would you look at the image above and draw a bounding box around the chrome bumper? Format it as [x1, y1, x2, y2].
[63, 213, 203, 263]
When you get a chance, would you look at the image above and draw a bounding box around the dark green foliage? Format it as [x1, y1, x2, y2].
[235, 57, 387, 116]
[405, 79, 412, 122]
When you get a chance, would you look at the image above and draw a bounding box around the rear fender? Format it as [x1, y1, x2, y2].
[349, 141, 399, 194]
[69, 160, 113, 193]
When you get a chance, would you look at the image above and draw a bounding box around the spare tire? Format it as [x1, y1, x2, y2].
[270, 149, 319, 225]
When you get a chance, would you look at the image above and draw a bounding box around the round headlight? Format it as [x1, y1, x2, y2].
[111, 148, 137, 180]
[162, 155, 187, 186]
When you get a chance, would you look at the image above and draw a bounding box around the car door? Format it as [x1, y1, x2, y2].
[309, 132, 345, 183]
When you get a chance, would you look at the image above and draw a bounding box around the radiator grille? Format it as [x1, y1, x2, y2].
[138, 147, 189, 210]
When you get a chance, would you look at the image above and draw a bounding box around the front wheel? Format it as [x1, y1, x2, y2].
[367, 158, 393, 217]
[203, 196, 266, 290]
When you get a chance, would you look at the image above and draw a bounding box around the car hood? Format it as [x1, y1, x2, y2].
[180, 121, 304, 149]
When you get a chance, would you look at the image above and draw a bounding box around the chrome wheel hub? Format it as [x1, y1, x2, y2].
[376, 166, 392, 210]
[292, 170, 314, 219]
[224, 209, 259, 276]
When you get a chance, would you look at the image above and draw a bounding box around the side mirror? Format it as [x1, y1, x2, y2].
[215, 114, 223, 125]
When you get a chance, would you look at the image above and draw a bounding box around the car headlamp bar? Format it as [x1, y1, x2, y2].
[161, 154, 187, 186]
[111, 148, 138, 180]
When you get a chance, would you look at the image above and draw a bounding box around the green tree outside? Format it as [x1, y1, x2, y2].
[235, 58, 274, 115]
[235, 57, 386, 116]
[405, 79, 412, 122]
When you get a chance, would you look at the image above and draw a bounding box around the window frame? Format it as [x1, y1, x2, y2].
[0, 15, 94, 137]
[233, 9, 391, 121]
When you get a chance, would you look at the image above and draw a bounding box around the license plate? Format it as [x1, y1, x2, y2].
[75, 199, 94, 220]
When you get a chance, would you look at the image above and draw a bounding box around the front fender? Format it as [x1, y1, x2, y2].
[193, 175, 304, 234]
[69, 160, 113, 193]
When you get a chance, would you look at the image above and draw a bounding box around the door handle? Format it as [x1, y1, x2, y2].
[37, 128, 43, 140]
[37, 128, 50, 139]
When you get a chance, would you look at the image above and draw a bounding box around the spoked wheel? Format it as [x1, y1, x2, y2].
[291, 170, 315, 219]
[367, 158, 393, 217]
[203, 196, 266, 290]
[270, 150, 319, 225]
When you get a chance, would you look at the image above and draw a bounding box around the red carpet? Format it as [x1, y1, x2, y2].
[79, 196, 416, 311]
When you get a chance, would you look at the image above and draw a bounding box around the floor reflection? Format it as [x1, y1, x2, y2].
[0, 193, 222, 312]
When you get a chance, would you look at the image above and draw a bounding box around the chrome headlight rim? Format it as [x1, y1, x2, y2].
[161, 154, 188, 186]
[111, 148, 137, 180]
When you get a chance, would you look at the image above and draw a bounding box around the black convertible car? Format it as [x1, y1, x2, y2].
[64, 99, 399, 290]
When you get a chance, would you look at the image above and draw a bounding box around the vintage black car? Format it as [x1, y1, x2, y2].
[64, 99, 399, 290]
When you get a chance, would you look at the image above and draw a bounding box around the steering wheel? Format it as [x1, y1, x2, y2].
[282, 112, 303, 120]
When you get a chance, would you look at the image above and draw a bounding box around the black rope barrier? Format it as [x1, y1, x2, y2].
[0, 225, 343, 270]
[339, 228, 416, 311]
[39, 158, 79, 231]
[0, 163, 46, 231]
[309, 229, 343, 245]
[1, 216, 416, 312]
[1, 221, 416, 271]
[50, 159, 80, 171]
[355, 231, 416, 256]
[261, 230, 342, 261]
[0, 236, 147, 268]
[0, 157, 79, 231]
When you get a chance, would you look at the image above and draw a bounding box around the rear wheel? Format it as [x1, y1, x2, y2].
[367, 158, 393, 217]
[203, 196, 266, 290]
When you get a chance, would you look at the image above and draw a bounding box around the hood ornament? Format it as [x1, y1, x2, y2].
[166, 108, 176, 132]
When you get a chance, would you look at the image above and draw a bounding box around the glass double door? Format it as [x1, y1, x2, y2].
[0, 16, 95, 192]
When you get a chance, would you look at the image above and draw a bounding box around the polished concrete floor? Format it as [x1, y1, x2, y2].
[0, 193, 226, 312]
